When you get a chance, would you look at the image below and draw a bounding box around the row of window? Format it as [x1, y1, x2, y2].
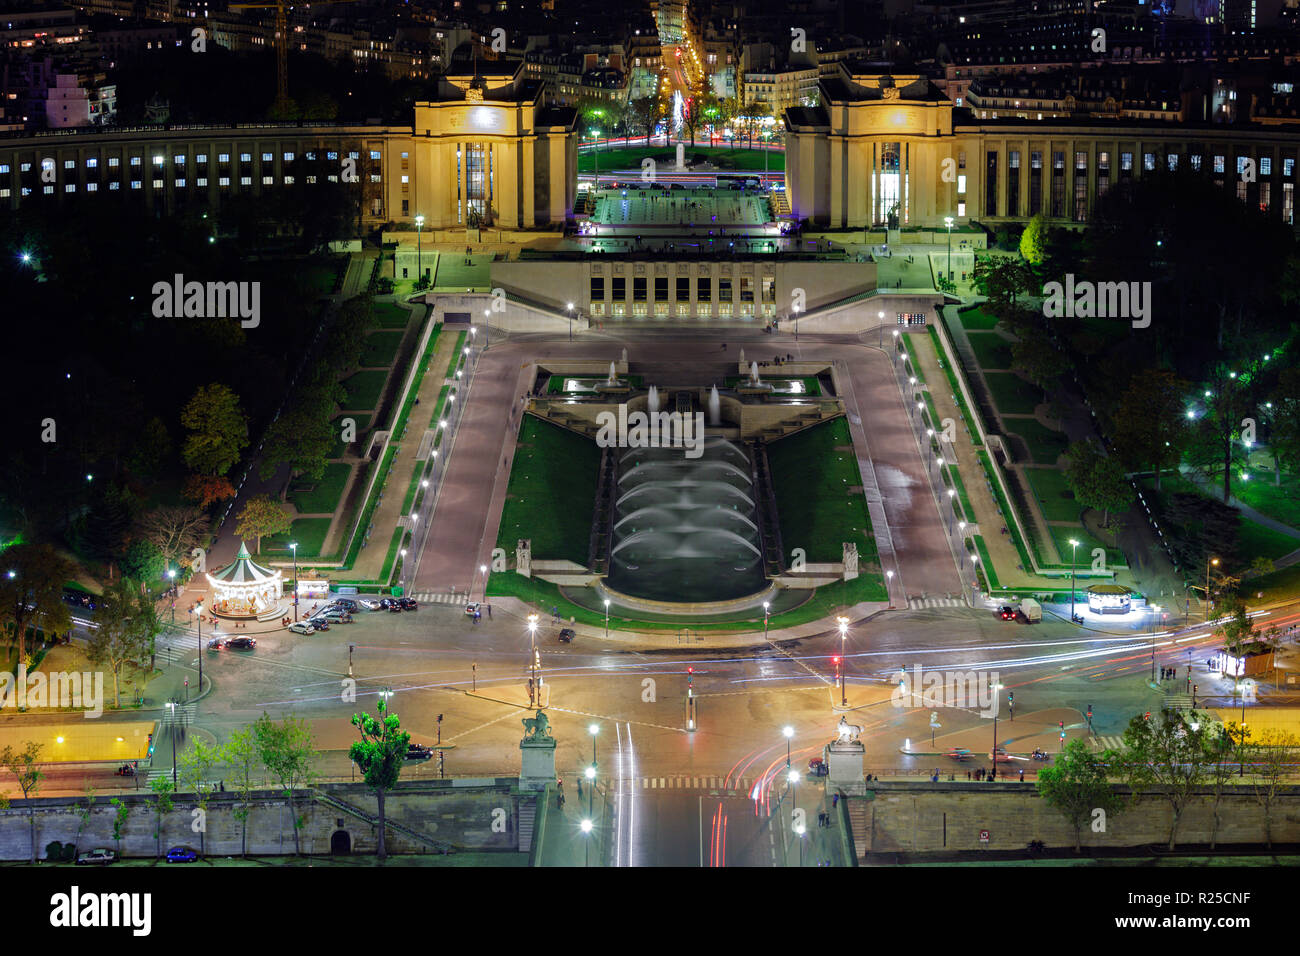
[588, 302, 776, 317]
[589, 275, 777, 302]
[0, 148, 404, 175]
[0, 173, 391, 198]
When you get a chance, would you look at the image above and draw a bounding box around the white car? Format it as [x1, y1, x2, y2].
[287, 621, 315, 635]
[76, 848, 117, 866]
[358, 599, 380, 611]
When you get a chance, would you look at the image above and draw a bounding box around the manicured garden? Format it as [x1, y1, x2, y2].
[966, 331, 1013, 370]
[328, 414, 370, 458]
[983, 372, 1042, 416]
[341, 370, 388, 411]
[1006, 418, 1069, 466]
[957, 304, 1001, 330]
[373, 302, 414, 329]
[577, 145, 785, 174]
[263, 518, 332, 559]
[1025, 467, 1082, 523]
[1219, 472, 1300, 532]
[360, 331, 404, 368]
[288, 462, 352, 514]
[768, 416, 877, 565]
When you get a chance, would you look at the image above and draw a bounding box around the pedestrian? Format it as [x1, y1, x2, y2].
[832, 793, 839, 808]
[1019, 769, 1025, 782]
[577, 778, 583, 799]
[487, 605, 492, 618]
[966, 770, 971, 781]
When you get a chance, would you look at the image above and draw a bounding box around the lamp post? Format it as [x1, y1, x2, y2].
[483, 309, 491, 349]
[1205, 557, 1219, 622]
[194, 601, 204, 700]
[787, 768, 800, 863]
[836, 615, 849, 706]
[166, 701, 178, 788]
[166, 569, 176, 623]
[892, 328, 899, 364]
[946, 488, 956, 534]
[567, 302, 574, 341]
[794, 821, 805, 866]
[944, 215, 954, 285]
[793, 305, 800, 340]
[414, 214, 425, 285]
[886, 568, 895, 608]
[527, 613, 539, 705]
[580, 818, 593, 866]
[763, 601, 770, 640]
[783, 725, 793, 768]
[603, 598, 610, 639]
[290, 541, 298, 622]
[1069, 538, 1079, 624]
[878, 310, 885, 348]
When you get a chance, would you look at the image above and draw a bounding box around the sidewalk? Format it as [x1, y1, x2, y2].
[536, 782, 610, 866]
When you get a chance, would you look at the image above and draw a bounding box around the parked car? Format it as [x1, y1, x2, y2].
[165, 845, 199, 863]
[332, 598, 359, 613]
[406, 744, 433, 761]
[387, 603, 403, 613]
[308, 619, 330, 631]
[359, 599, 381, 611]
[558, 628, 575, 644]
[808, 756, 828, 777]
[378, 598, 398, 609]
[464, 602, 480, 617]
[997, 605, 1016, 621]
[397, 597, 418, 610]
[76, 848, 117, 866]
[226, 636, 257, 650]
[287, 621, 315, 635]
[207, 637, 227, 650]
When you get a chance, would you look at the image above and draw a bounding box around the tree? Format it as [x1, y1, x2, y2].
[182, 473, 236, 509]
[1019, 213, 1048, 267]
[138, 505, 210, 568]
[178, 738, 220, 858]
[1268, 365, 1300, 485]
[1, 741, 45, 862]
[1034, 739, 1123, 851]
[1009, 326, 1062, 400]
[972, 254, 1033, 313]
[73, 784, 97, 858]
[126, 416, 172, 480]
[1119, 710, 1212, 850]
[349, 698, 411, 861]
[1110, 369, 1190, 490]
[628, 94, 661, 144]
[253, 713, 317, 855]
[147, 776, 174, 859]
[108, 797, 130, 857]
[259, 388, 336, 481]
[120, 539, 165, 583]
[1199, 715, 1237, 850]
[180, 383, 249, 476]
[1213, 594, 1278, 705]
[236, 495, 294, 553]
[1248, 728, 1300, 848]
[87, 579, 147, 709]
[1064, 441, 1135, 528]
[223, 727, 260, 857]
[0, 541, 75, 664]
[1186, 360, 1263, 504]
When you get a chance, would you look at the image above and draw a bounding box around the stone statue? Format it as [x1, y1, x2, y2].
[523, 709, 552, 741]
[836, 716, 862, 743]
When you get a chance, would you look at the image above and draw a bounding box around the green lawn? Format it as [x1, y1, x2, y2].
[1220, 472, 1300, 532]
[373, 302, 413, 329]
[901, 336, 926, 385]
[1048, 526, 1127, 572]
[495, 416, 600, 563]
[433, 255, 493, 291]
[1006, 418, 1069, 466]
[341, 370, 388, 411]
[958, 305, 1002, 330]
[577, 145, 785, 174]
[298, 258, 345, 297]
[1238, 518, 1300, 563]
[967, 332, 1013, 370]
[262, 518, 332, 559]
[288, 462, 352, 515]
[983, 372, 1042, 416]
[329, 414, 370, 458]
[768, 417, 876, 565]
[360, 330, 404, 368]
[1025, 467, 1082, 523]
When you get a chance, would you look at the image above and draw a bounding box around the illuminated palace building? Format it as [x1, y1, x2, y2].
[6, 59, 1300, 235]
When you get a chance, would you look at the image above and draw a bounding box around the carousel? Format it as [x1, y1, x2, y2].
[205, 542, 287, 620]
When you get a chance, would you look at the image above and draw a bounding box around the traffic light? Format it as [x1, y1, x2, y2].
[1058, 720, 1064, 729]
[1144, 711, 1151, 720]
[1008, 692, 1013, 705]
[1087, 705, 1093, 719]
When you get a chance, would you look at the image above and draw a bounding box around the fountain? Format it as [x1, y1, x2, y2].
[708, 385, 721, 425]
[596, 360, 631, 395]
[608, 361, 618, 384]
[607, 438, 765, 603]
[750, 361, 760, 384]
[647, 385, 660, 414]
[738, 361, 774, 396]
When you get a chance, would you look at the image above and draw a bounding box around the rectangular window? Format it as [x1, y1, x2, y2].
[1074, 151, 1088, 222]
[590, 277, 605, 300]
[985, 150, 998, 217]
[64, 159, 75, 169]
[262, 152, 273, 162]
[1191, 154, 1202, 171]
[174, 154, 185, 165]
[131, 181, 141, 189]
[1168, 154, 1179, 171]
[196, 154, 207, 164]
[1261, 181, 1270, 211]
[240, 176, 252, 186]
[958, 150, 966, 169]
[65, 184, 75, 192]
[612, 277, 625, 301]
[219, 177, 230, 187]
[108, 157, 119, 167]
[1237, 156, 1251, 175]
[697, 278, 712, 302]
[762, 277, 776, 303]
[719, 279, 733, 303]
[1120, 151, 1133, 174]
[241, 153, 252, 163]
[1007, 151, 1020, 217]
[370, 150, 382, 160]
[218, 153, 230, 163]
[130, 156, 142, 167]
[1287, 158, 1296, 177]
[153, 155, 164, 165]
[86, 158, 98, 169]
[1214, 155, 1225, 174]
[1285, 182, 1294, 224]
[1097, 151, 1110, 200]
[262, 176, 273, 185]
[1029, 151, 1042, 215]
[1262, 156, 1272, 176]
[1143, 153, 1155, 171]
[655, 277, 668, 301]
[676, 277, 690, 300]
[284, 151, 295, 161]
[740, 276, 754, 302]
[86, 182, 96, 192]
[956, 174, 966, 194]
[197, 177, 208, 187]
[109, 182, 119, 190]
[175, 178, 185, 187]
[633, 277, 647, 302]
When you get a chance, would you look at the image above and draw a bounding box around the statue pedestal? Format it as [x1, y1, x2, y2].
[826, 740, 866, 793]
[519, 738, 556, 791]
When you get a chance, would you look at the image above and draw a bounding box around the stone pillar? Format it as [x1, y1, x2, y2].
[516, 539, 532, 578]
[843, 542, 859, 581]
[520, 736, 556, 791]
[826, 740, 865, 793]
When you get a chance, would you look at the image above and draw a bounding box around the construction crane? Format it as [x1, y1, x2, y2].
[228, 1, 358, 112]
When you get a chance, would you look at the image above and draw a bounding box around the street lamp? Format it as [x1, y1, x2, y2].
[166, 569, 176, 623]
[944, 215, 954, 286]
[603, 598, 610, 639]
[527, 613, 539, 705]
[793, 305, 800, 340]
[836, 616, 849, 706]
[567, 301, 574, 341]
[580, 818, 593, 866]
[289, 541, 298, 622]
[794, 821, 806, 867]
[585, 763, 596, 818]
[763, 600, 770, 640]
[946, 488, 956, 533]
[193, 601, 204, 701]
[783, 725, 793, 767]
[414, 214, 425, 285]
[1206, 557, 1219, 621]
[892, 329, 899, 363]
[483, 309, 491, 348]
[878, 310, 886, 348]
[886, 568, 895, 608]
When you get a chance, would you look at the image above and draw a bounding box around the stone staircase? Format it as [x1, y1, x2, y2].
[751, 403, 844, 442]
[751, 442, 785, 577]
[845, 797, 870, 859]
[528, 403, 599, 438]
[314, 788, 452, 854]
[770, 188, 791, 217]
[517, 795, 537, 855]
[588, 446, 617, 575]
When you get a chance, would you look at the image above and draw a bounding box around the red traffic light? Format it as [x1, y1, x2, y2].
[1144, 711, 1151, 720]
[687, 666, 693, 674]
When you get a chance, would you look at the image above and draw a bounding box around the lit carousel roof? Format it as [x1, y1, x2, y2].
[207, 542, 281, 586]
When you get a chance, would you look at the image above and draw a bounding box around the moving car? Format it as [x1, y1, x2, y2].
[558, 628, 575, 643]
[76, 848, 117, 866]
[997, 605, 1016, 621]
[166, 845, 199, 863]
[287, 621, 315, 635]
[207, 637, 227, 650]
[944, 748, 973, 761]
[226, 636, 257, 650]
[1018, 598, 1042, 623]
[464, 602, 480, 617]
[406, 744, 433, 761]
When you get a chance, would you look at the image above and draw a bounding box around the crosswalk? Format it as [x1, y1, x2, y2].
[1090, 735, 1124, 752]
[907, 596, 967, 609]
[407, 591, 468, 605]
[637, 775, 764, 793]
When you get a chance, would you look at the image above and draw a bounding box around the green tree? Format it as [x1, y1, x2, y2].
[628, 94, 662, 144]
[0, 541, 75, 664]
[1, 741, 45, 862]
[1267, 365, 1300, 485]
[236, 495, 293, 554]
[1019, 213, 1047, 266]
[180, 383, 249, 476]
[147, 776, 174, 859]
[1118, 710, 1212, 850]
[972, 254, 1032, 313]
[253, 713, 317, 855]
[1110, 369, 1190, 490]
[87, 578, 150, 709]
[349, 698, 411, 861]
[1064, 441, 1135, 528]
[178, 738, 220, 858]
[73, 784, 97, 857]
[108, 797, 130, 856]
[138, 505, 209, 569]
[121, 539, 165, 583]
[259, 388, 336, 481]
[1248, 728, 1300, 848]
[223, 727, 260, 857]
[1034, 738, 1123, 851]
[1009, 326, 1062, 400]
